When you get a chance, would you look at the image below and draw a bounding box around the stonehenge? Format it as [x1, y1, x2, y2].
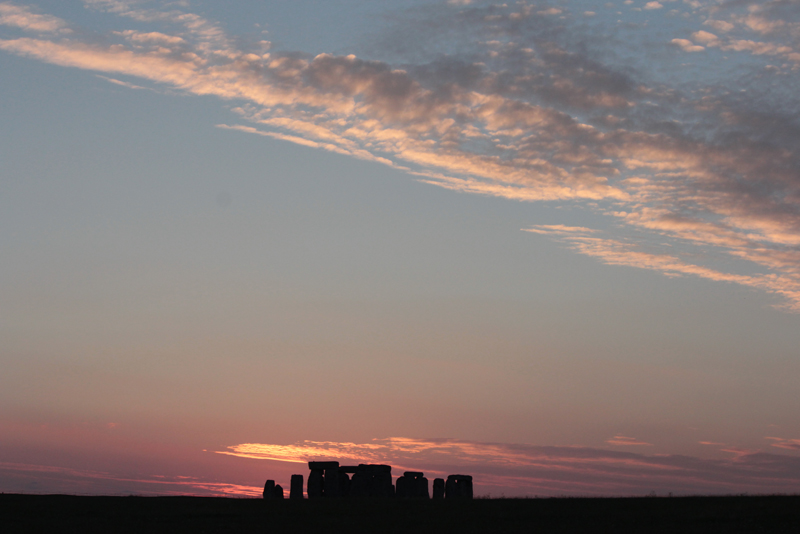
[302, 462, 395, 499]
[264, 462, 472, 501]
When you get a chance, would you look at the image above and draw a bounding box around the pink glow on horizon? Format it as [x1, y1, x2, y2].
[606, 436, 653, 446]
[0, 461, 262, 497]
[215, 437, 800, 496]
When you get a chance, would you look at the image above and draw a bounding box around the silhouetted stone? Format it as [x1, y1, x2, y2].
[463, 475, 473, 499]
[344, 464, 394, 498]
[308, 469, 324, 500]
[263, 480, 275, 500]
[308, 461, 339, 470]
[301, 460, 465, 501]
[361, 465, 394, 498]
[339, 472, 351, 498]
[374, 471, 394, 498]
[396, 472, 429, 499]
[445, 476, 456, 499]
[433, 478, 445, 499]
[418, 477, 430, 499]
[324, 467, 340, 498]
[274, 484, 284, 499]
[395, 475, 409, 498]
[290, 474, 304, 500]
[445, 475, 473, 499]
[349, 469, 369, 498]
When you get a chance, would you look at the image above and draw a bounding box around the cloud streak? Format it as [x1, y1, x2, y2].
[524, 225, 800, 308]
[766, 437, 800, 452]
[0, 3, 68, 33]
[0, 461, 263, 497]
[1, 0, 799, 309]
[606, 436, 653, 446]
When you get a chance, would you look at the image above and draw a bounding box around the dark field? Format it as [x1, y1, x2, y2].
[2, 494, 799, 533]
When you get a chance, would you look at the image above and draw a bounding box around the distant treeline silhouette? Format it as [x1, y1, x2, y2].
[263, 461, 472, 500]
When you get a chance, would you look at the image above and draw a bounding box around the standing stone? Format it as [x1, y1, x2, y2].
[462, 475, 473, 499]
[290, 474, 304, 500]
[433, 478, 445, 499]
[274, 484, 284, 499]
[350, 468, 369, 498]
[445, 475, 456, 499]
[445, 475, 473, 499]
[398, 472, 429, 499]
[324, 467, 341, 498]
[371, 466, 394, 498]
[308, 469, 324, 499]
[339, 472, 351, 498]
[352, 464, 394, 498]
[395, 475, 409, 498]
[418, 477, 430, 499]
[263, 479, 275, 500]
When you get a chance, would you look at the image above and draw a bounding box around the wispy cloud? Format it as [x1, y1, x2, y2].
[766, 437, 800, 452]
[524, 225, 800, 309]
[96, 74, 151, 91]
[217, 437, 800, 496]
[2, 0, 799, 309]
[606, 436, 653, 446]
[0, 2, 68, 33]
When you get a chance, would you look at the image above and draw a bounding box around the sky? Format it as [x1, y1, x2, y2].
[1, 0, 799, 498]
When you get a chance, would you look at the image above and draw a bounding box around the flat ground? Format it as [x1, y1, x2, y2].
[2, 494, 798, 533]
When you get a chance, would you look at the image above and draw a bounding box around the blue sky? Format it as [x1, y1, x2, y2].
[1, 0, 799, 497]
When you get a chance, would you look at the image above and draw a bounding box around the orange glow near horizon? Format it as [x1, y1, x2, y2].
[212, 437, 800, 496]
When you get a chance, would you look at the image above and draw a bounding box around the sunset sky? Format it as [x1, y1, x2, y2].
[2, 0, 800, 497]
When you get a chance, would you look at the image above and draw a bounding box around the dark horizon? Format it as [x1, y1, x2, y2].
[4, 493, 800, 533]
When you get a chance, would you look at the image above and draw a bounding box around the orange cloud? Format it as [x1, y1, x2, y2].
[0, 3, 68, 33]
[606, 436, 653, 446]
[215, 437, 800, 496]
[4, 0, 800, 311]
[524, 226, 800, 311]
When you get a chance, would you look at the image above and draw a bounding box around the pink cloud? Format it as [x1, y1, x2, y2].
[692, 31, 719, 44]
[671, 39, 705, 53]
[3, 421, 800, 496]
[0, 3, 68, 33]
[524, 227, 800, 310]
[766, 437, 800, 452]
[3, 1, 800, 311]
[216, 437, 800, 496]
[0, 461, 263, 497]
[606, 436, 653, 446]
